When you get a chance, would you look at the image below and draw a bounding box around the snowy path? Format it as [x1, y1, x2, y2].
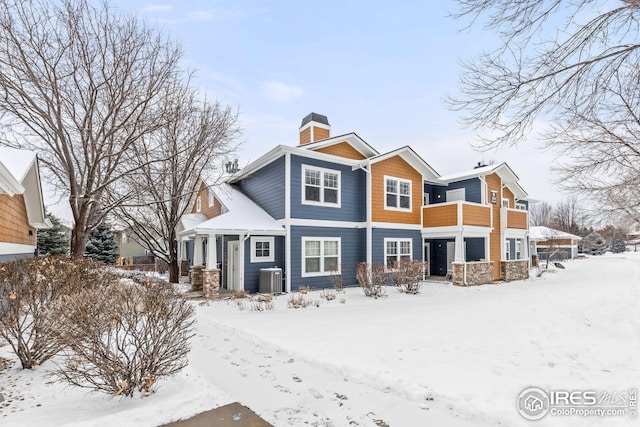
[189, 312, 478, 426]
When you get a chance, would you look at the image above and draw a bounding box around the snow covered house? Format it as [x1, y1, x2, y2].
[177, 113, 532, 292]
[0, 147, 48, 262]
[530, 226, 582, 261]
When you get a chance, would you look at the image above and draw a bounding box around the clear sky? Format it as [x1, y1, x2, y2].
[48, 0, 562, 221]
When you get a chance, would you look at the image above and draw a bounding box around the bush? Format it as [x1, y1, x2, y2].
[0, 257, 116, 369]
[356, 262, 387, 299]
[392, 260, 425, 294]
[50, 279, 195, 397]
[287, 293, 312, 308]
[328, 264, 345, 291]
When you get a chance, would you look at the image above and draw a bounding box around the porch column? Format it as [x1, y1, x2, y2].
[484, 236, 491, 261]
[207, 234, 217, 268]
[193, 235, 203, 266]
[454, 233, 465, 262]
[180, 239, 187, 260]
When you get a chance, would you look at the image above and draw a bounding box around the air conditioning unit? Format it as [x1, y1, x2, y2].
[259, 268, 282, 294]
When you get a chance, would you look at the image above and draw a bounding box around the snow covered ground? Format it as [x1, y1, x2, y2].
[1, 253, 639, 426]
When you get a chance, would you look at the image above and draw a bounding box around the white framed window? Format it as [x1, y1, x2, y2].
[505, 241, 511, 260]
[446, 188, 465, 202]
[302, 237, 340, 277]
[196, 196, 202, 212]
[384, 238, 412, 270]
[423, 192, 430, 206]
[251, 237, 274, 263]
[515, 202, 527, 211]
[502, 198, 510, 208]
[385, 176, 412, 211]
[302, 165, 340, 207]
[516, 240, 522, 259]
[208, 187, 215, 207]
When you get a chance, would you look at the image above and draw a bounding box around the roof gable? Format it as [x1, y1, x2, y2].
[367, 146, 440, 181]
[301, 133, 379, 159]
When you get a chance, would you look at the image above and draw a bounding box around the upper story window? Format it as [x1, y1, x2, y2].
[196, 196, 202, 212]
[385, 176, 411, 211]
[302, 165, 340, 207]
[251, 237, 274, 263]
[515, 203, 527, 211]
[208, 187, 215, 207]
[502, 198, 510, 208]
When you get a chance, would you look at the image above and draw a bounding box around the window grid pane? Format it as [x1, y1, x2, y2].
[399, 181, 411, 195]
[400, 241, 411, 255]
[386, 241, 398, 255]
[324, 173, 338, 189]
[305, 241, 320, 256]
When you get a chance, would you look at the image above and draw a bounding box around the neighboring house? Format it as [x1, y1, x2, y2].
[0, 147, 48, 262]
[530, 226, 582, 261]
[113, 227, 153, 260]
[627, 223, 640, 251]
[177, 113, 532, 292]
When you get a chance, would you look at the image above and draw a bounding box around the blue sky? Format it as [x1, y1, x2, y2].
[49, 0, 561, 219]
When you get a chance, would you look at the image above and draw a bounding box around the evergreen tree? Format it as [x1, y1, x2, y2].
[37, 213, 69, 256]
[84, 224, 118, 264]
[610, 232, 627, 254]
[583, 232, 606, 255]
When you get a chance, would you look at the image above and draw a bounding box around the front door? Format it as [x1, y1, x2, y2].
[423, 240, 431, 278]
[446, 241, 455, 273]
[227, 241, 241, 291]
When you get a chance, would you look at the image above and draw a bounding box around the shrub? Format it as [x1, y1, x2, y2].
[356, 262, 387, 299]
[0, 257, 116, 369]
[50, 279, 195, 397]
[392, 260, 426, 294]
[298, 285, 311, 294]
[328, 264, 345, 291]
[287, 293, 311, 308]
[320, 289, 336, 301]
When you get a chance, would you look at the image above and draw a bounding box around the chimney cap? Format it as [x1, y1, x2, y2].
[301, 112, 329, 127]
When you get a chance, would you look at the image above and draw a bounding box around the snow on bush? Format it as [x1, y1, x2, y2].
[0, 257, 116, 369]
[356, 262, 387, 299]
[49, 279, 195, 397]
[391, 260, 425, 294]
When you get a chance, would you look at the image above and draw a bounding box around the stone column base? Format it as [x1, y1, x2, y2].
[190, 265, 205, 291]
[452, 261, 494, 286]
[180, 259, 189, 277]
[202, 268, 221, 299]
[500, 260, 529, 281]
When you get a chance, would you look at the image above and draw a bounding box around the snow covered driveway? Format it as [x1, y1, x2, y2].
[1, 253, 638, 426]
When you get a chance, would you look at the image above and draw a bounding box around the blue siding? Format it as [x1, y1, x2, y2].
[371, 228, 422, 265]
[290, 155, 366, 222]
[424, 178, 482, 204]
[290, 226, 365, 290]
[243, 236, 285, 293]
[516, 199, 529, 209]
[465, 237, 485, 261]
[237, 156, 285, 219]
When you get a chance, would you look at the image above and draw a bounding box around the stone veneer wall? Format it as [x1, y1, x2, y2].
[202, 269, 220, 299]
[500, 259, 529, 282]
[452, 261, 494, 286]
[190, 265, 204, 291]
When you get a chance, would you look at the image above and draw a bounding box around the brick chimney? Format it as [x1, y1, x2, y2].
[299, 112, 330, 145]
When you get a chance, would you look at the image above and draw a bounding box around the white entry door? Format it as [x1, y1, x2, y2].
[446, 241, 455, 273]
[227, 241, 241, 291]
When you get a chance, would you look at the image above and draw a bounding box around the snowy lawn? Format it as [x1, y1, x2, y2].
[1, 253, 639, 426]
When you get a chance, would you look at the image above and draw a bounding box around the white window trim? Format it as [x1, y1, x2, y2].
[384, 175, 412, 212]
[505, 240, 511, 260]
[208, 187, 215, 207]
[301, 164, 341, 208]
[502, 198, 510, 208]
[516, 239, 522, 259]
[196, 196, 201, 212]
[383, 238, 413, 271]
[250, 237, 275, 263]
[446, 188, 466, 203]
[423, 192, 430, 206]
[515, 202, 527, 211]
[301, 237, 341, 277]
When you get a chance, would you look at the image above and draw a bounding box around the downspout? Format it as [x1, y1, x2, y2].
[358, 161, 373, 268]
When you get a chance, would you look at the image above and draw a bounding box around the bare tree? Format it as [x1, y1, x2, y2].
[113, 83, 240, 283]
[550, 196, 584, 235]
[529, 201, 553, 226]
[0, 0, 182, 256]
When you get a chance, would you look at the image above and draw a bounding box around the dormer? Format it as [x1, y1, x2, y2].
[299, 112, 331, 145]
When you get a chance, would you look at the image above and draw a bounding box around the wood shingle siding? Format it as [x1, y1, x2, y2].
[314, 142, 366, 160]
[423, 204, 458, 227]
[371, 156, 422, 224]
[486, 173, 502, 280]
[462, 204, 491, 227]
[507, 210, 527, 229]
[0, 194, 36, 246]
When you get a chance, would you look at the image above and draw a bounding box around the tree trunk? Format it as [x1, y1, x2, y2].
[168, 259, 179, 284]
[70, 226, 90, 258]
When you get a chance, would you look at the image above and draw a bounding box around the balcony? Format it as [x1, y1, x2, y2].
[505, 208, 527, 229]
[422, 201, 492, 229]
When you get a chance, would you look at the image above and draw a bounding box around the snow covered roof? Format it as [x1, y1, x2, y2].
[179, 184, 284, 236]
[530, 226, 582, 241]
[176, 213, 208, 234]
[438, 162, 528, 199]
[0, 147, 47, 228]
[367, 146, 440, 181]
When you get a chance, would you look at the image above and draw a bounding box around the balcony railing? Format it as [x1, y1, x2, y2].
[422, 201, 492, 229]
